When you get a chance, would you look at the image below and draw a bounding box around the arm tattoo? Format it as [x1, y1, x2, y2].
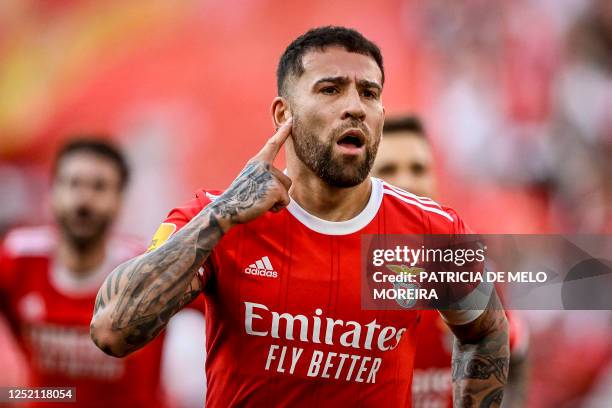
[450, 292, 510, 408]
[208, 161, 274, 221]
[109, 213, 222, 352]
[93, 259, 132, 314]
[92, 160, 278, 354]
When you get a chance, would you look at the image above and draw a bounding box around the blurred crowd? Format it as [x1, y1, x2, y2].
[0, 0, 611, 407]
[400, 0, 611, 234]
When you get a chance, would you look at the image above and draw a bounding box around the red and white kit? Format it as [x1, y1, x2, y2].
[155, 177, 483, 407]
[0, 226, 169, 408]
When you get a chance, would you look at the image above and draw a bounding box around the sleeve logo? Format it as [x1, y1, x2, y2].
[146, 223, 177, 252]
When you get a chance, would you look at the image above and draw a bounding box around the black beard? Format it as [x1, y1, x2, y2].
[292, 115, 378, 188]
[65, 230, 105, 253]
[56, 211, 110, 253]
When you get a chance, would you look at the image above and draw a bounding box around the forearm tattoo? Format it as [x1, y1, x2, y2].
[208, 161, 274, 221]
[450, 293, 510, 408]
[93, 211, 221, 354]
[91, 160, 277, 354]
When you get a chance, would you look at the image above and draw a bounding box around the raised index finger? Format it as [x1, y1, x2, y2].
[256, 118, 292, 162]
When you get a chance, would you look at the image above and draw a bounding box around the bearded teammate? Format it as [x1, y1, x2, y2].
[91, 27, 509, 407]
[372, 115, 529, 408]
[0, 139, 176, 407]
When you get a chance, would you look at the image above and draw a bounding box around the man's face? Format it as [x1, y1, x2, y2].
[287, 46, 384, 187]
[51, 152, 123, 250]
[372, 132, 436, 197]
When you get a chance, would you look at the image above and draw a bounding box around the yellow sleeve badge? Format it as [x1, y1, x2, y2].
[146, 223, 177, 252]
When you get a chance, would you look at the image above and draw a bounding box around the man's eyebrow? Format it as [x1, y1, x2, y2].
[357, 79, 382, 91]
[312, 76, 350, 87]
[312, 76, 382, 92]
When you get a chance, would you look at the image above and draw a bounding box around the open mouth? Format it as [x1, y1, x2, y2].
[337, 131, 365, 149]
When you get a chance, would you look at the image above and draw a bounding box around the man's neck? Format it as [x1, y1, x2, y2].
[57, 236, 107, 276]
[287, 162, 372, 222]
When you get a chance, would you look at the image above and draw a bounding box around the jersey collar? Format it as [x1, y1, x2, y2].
[286, 177, 383, 236]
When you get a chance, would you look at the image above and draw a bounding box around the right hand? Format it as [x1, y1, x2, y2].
[210, 119, 293, 228]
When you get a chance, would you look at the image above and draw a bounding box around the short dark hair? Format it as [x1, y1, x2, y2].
[277, 26, 384, 96]
[53, 137, 130, 190]
[383, 115, 427, 140]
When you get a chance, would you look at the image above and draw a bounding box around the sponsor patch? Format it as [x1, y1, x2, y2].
[147, 223, 177, 252]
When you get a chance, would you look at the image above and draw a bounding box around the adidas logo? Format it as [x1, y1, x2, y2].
[244, 256, 278, 278]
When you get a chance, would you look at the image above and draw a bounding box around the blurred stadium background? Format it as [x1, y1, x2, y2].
[0, 0, 611, 407]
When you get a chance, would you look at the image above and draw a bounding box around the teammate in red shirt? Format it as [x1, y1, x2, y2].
[0, 139, 169, 407]
[91, 27, 510, 407]
[372, 115, 529, 408]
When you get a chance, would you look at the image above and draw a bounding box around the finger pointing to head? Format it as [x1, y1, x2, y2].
[256, 118, 292, 162]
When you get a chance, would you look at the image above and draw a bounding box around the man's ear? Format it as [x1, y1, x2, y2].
[271, 97, 292, 129]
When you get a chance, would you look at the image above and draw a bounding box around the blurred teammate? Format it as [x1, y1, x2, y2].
[0, 139, 171, 407]
[91, 26, 509, 407]
[372, 116, 437, 200]
[372, 115, 529, 408]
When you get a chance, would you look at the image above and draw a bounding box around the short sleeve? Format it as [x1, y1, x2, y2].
[147, 188, 223, 292]
[444, 206, 474, 235]
[436, 206, 493, 325]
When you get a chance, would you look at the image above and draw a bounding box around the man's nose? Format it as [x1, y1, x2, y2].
[341, 88, 366, 122]
[72, 183, 97, 203]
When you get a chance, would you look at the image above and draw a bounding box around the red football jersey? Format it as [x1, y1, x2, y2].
[0, 226, 168, 408]
[413, 311, 454, 408]
[154, 178, 482, 407]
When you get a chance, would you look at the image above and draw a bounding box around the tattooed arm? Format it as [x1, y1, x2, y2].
[444, 291, 510, 408]
[90, 120, 293, 357]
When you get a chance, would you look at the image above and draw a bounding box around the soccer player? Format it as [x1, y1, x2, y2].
[91, 27, 509, 407]
[0, 139, 171, 407]
[373, 115, 528, 407]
